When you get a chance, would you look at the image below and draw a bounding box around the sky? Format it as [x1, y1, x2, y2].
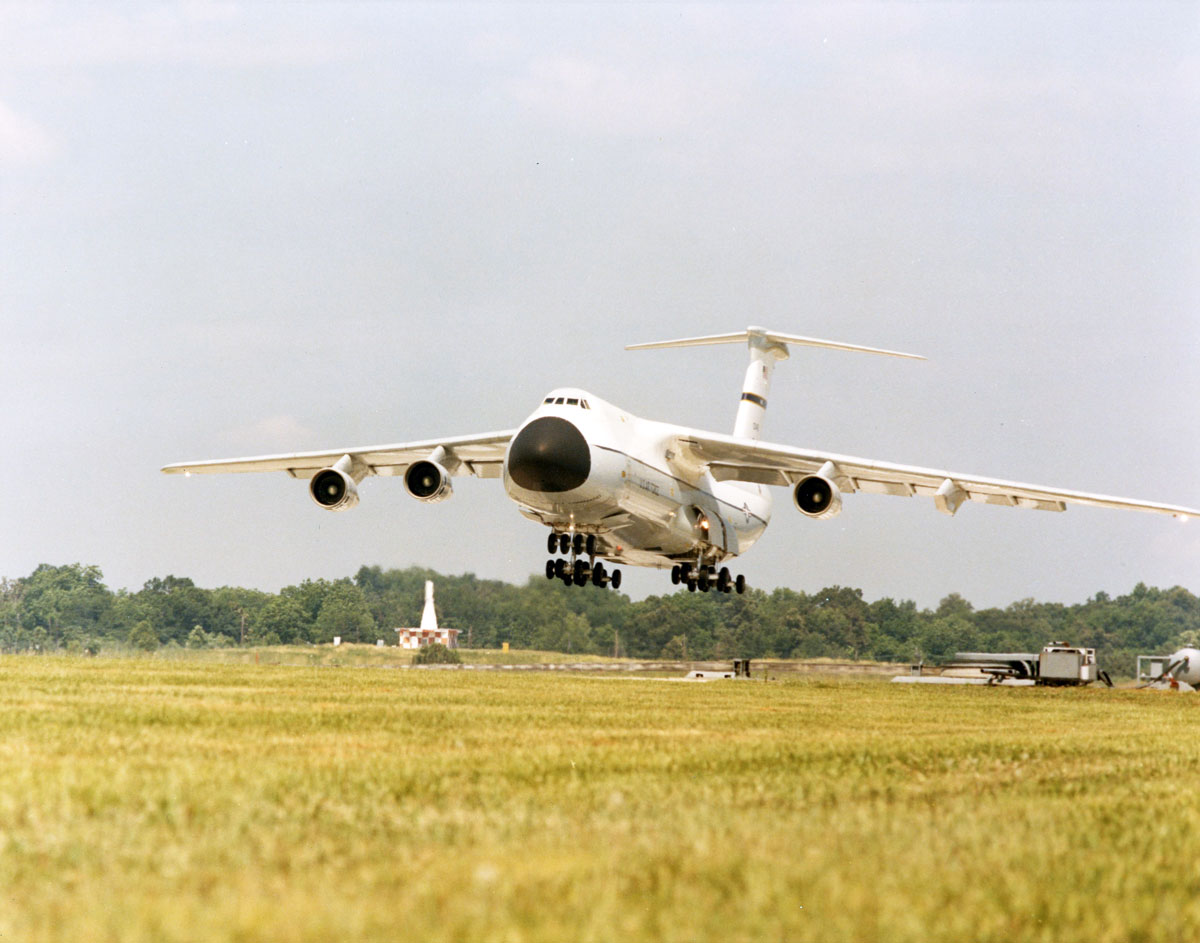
[2, 2, 1197, 610]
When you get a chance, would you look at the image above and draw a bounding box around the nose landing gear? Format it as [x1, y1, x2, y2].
[544, 531, 621, 590]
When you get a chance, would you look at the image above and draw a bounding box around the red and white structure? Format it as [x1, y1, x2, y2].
[395, 580, 460, 650]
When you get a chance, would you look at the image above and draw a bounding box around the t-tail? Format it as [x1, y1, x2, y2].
[626, 327, 924, 440]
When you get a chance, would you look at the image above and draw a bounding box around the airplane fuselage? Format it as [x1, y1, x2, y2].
[502, 388, 771, 569]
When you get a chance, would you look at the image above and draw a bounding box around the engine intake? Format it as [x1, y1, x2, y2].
[794, 474, 842, 519]
[310, 467, 360, 511]
[404, 460, 453, 503]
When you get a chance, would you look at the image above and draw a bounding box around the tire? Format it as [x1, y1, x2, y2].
[559, 534, 570, 555]
[545, 560, 556, 580]
[592, 563, 606, 586]
[735, 574, 746, 595]
[670, 565, 681, 585]
[610, 569, 622, 590]
[547, 532, 559, 555]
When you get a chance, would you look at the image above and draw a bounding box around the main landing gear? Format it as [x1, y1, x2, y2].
[670, 562, 746, 595]
[545, 531, 621, 591]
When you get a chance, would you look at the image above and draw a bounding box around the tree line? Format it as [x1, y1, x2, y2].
[2, 562, 1198, 674]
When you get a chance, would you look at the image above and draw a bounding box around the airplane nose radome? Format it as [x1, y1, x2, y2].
[507, 417, 590, 493]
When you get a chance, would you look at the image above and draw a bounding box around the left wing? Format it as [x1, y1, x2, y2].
[162, 430, 516, 480]
[671, 429, 1198, 520]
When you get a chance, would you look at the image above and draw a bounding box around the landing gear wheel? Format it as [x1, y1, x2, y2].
[698, 572, 710, 592]
[610, 569, 622, 590]
[545, 560, 556, 580]
[592, 563, 606, 587]
[559, 534, 570, 555]
[555, 559, 567, 580]
[670, 565, 681, 585]
[585, 534, 596, 556]
[572, 533, 584, 555]
[717, 567, 731, 593]
[547, 532, 559, 555]
[735, 574, 746, 595]
[573, 564, 590, 587]
[686, 579, 697, 593]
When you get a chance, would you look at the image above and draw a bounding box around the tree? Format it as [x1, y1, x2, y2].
[128, 620, 159, 652]
[186, 626, 210, 649]
[313, 581, 376, 643]
[253, 596, 312, 645]
[535, 611, 596, 655]
[208, 586, 272, 642]
[0, 578, 23, 638]
[136, 576, 212, 645]
[659, 635, 688, 660]
[19, 563, 110, 644]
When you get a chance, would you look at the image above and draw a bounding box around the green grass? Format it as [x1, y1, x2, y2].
[1, 657, 1198, 942]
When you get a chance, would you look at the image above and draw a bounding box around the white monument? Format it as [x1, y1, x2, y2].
[420, 580, 438, 632]
[395, 581, 460, 649]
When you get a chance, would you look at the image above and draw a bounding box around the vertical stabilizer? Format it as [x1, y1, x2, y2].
[733, 329, 788, 440]
[628, 327, 923, 441]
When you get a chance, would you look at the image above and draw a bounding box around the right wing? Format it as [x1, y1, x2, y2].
[161, 430, 516, 480]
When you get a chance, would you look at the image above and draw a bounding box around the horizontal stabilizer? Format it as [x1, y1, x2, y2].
[626, 326, 925, 361]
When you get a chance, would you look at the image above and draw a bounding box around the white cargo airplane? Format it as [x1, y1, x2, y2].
[163, 328, 1197, 594]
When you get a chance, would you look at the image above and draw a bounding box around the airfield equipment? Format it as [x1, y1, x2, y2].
[686, 660, 755, 681]
[1136, 647, 1200, 690]
[896, 643, 1111, 687]
[1038, 643, 1101, 686]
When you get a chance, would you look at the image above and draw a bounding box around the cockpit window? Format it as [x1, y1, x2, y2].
[581, 400, 590, 409]
[554, 397, 565, 404]
[543, 397, 554, 404]
[566, 398, 579, 406]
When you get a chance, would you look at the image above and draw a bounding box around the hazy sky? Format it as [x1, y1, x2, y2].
[2, 2, 1197, 610]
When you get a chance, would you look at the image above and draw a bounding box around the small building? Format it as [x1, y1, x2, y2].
[395, 626, 460, 650]
[394, 580, 460, 650]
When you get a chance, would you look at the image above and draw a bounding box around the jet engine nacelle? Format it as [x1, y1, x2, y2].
[793, 475, 842, 519]
[404, 460, 454, 503]
[310, 466, 360, 511]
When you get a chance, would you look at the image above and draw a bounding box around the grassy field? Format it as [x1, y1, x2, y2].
[1, 657, 1198, 942]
